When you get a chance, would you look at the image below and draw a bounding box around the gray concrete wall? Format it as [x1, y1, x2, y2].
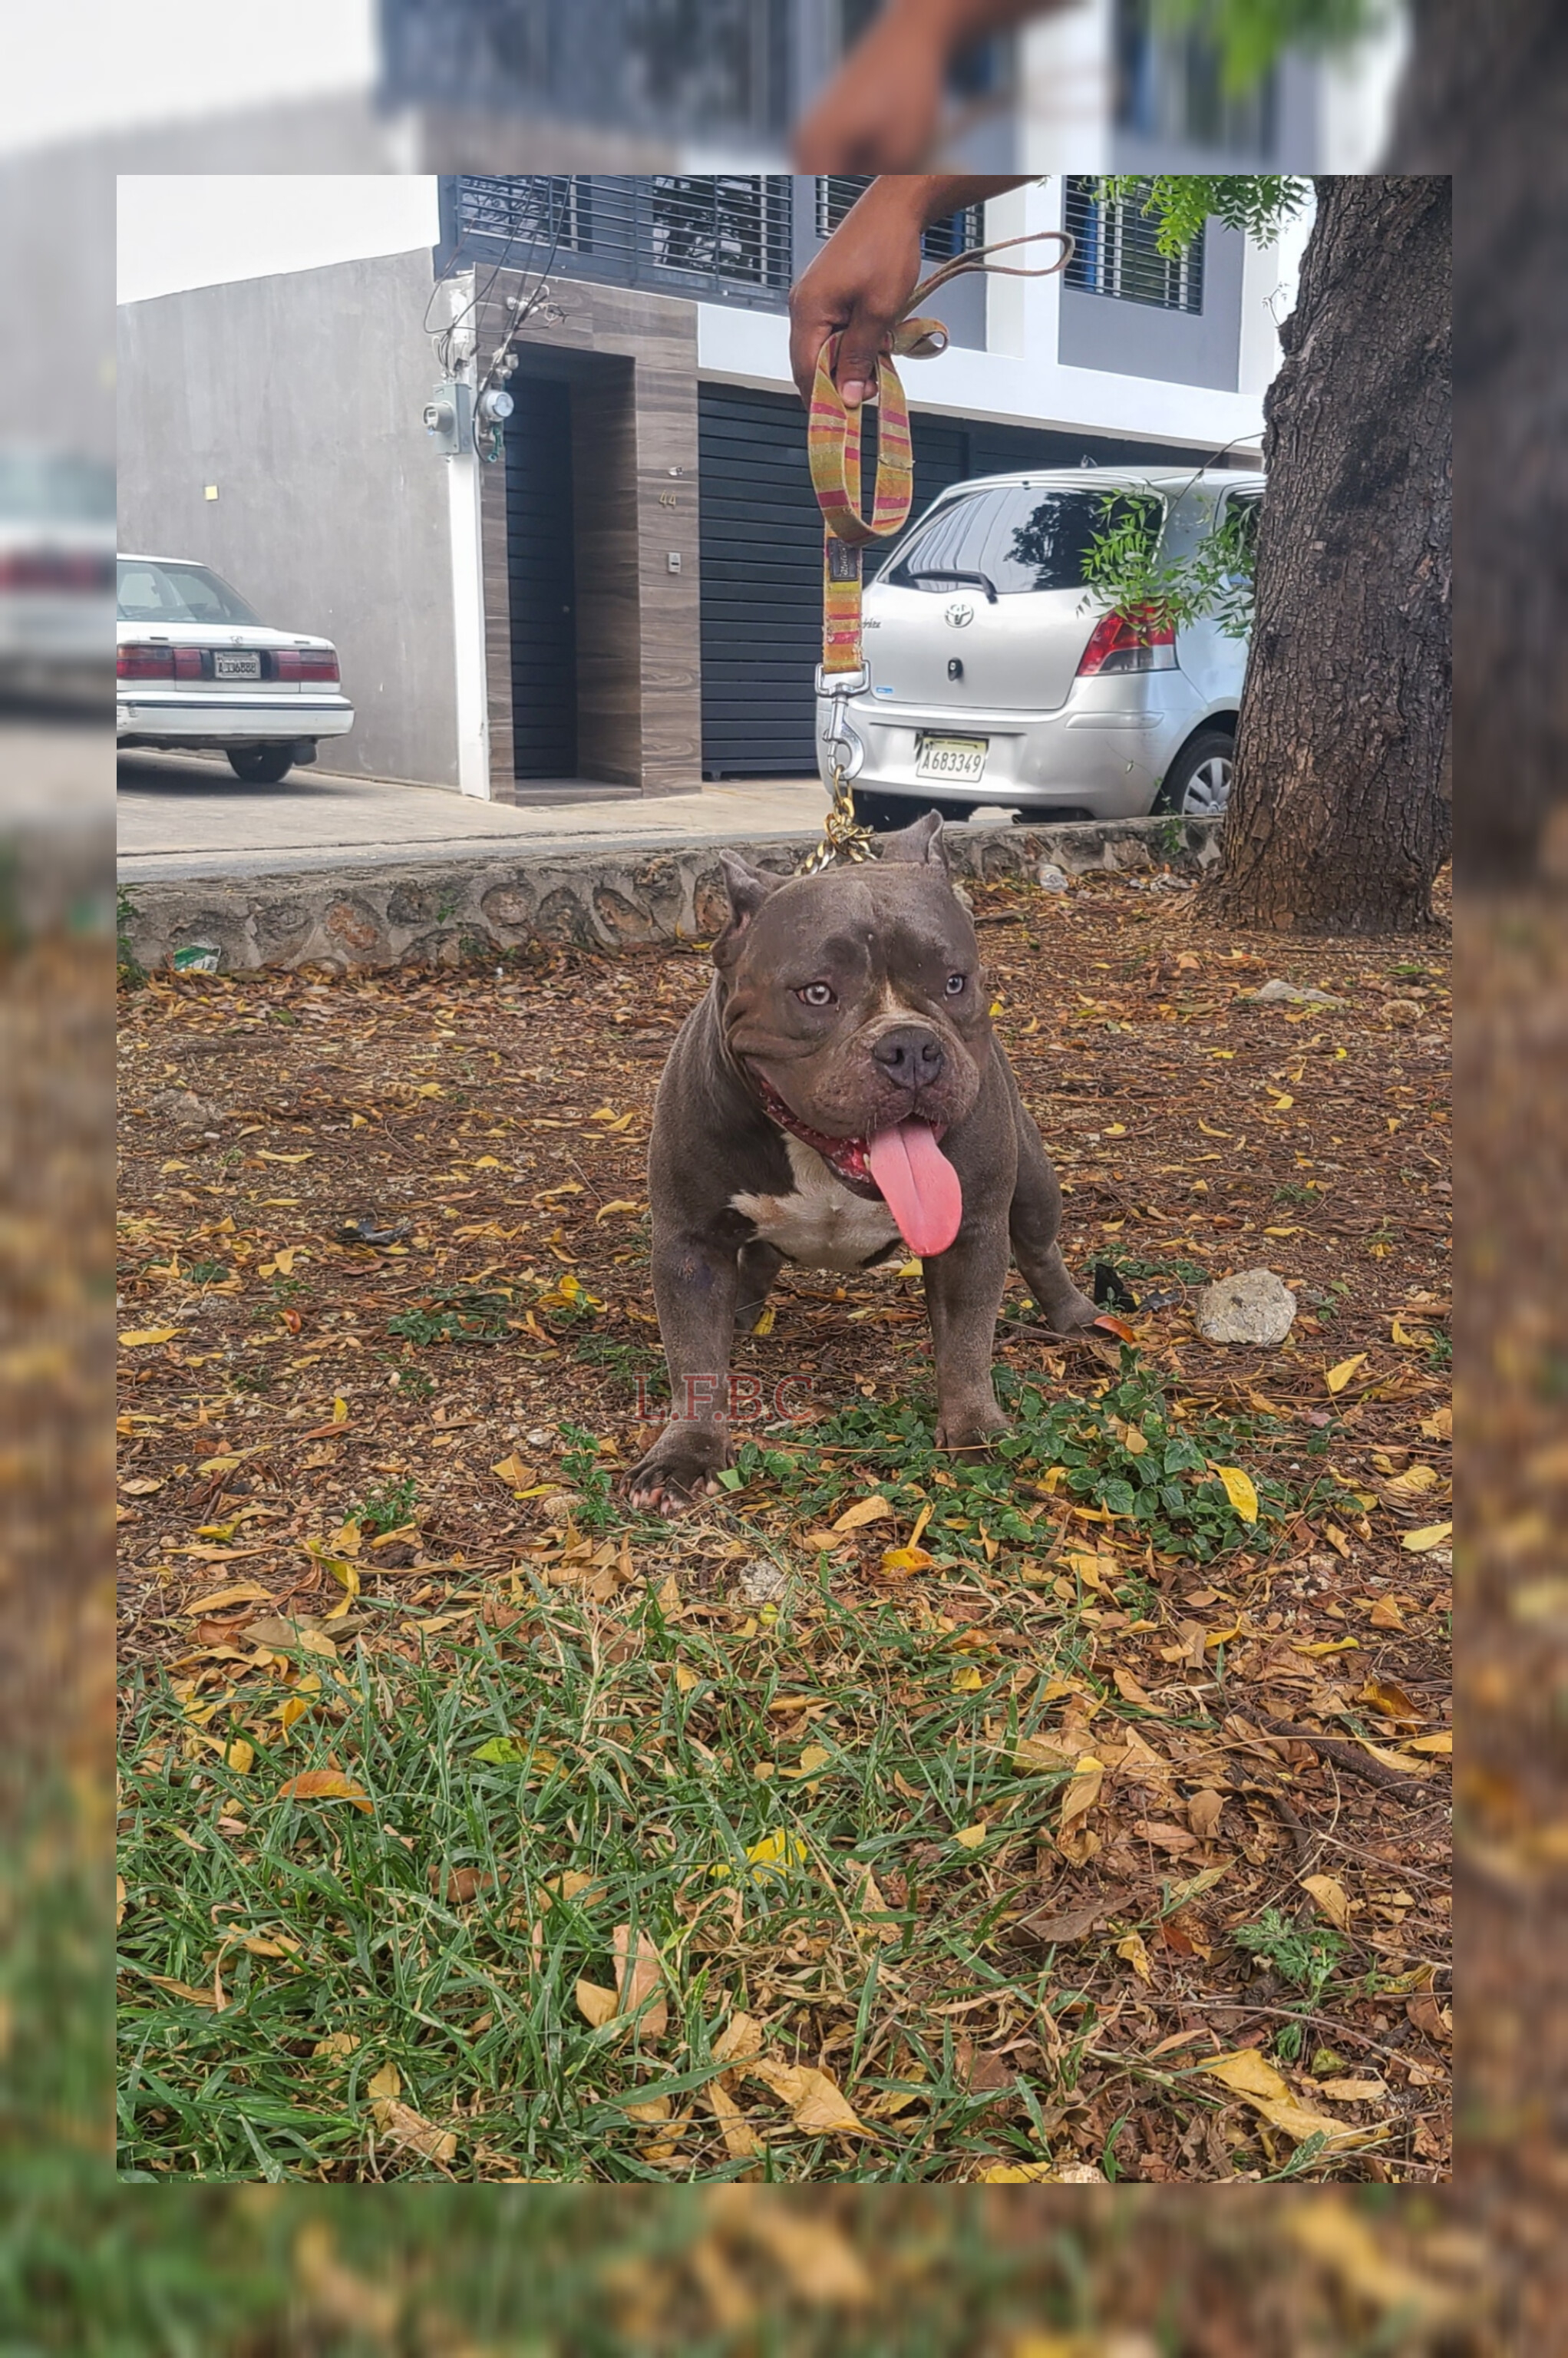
[1058, 220, 1245, 394]
[117, 249, 460, 789]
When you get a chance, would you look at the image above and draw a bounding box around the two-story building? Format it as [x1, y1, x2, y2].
[117, 170, 1309, 801]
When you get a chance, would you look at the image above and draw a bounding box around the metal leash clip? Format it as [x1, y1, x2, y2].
[814, 662, 868, 784]
[801, 665, 873, 874]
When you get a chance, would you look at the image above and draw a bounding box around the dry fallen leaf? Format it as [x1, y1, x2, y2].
[1117, 1930, 1154, 1983]
[1202, 2049, 1370, 2147]
[711, 2010, 767, 2069]
[1325, 1353, 1368, 1395]
[953, 1821, 988, 1850]
[1213, 1466, 1259, 1524]
[1111, 1666, 1165, 1712]
[1302, 1872, 1353, 1932]
[748, 2057, 872, 2138]
[705, 2079, 765, 2159]
[1131, 1818, 1197, 1854]
[1187, 1788, 1224, 1842]
[371, 2095, 457, 2165]
[878, 1544, 935, 1577]
[830, 1494, 894, 1533]
[1401, 1521, 1452, 1551]
[612, 1924, 669, 2039]
[276, 1768, 372, 1815]
[575, 1977, 619, 2029]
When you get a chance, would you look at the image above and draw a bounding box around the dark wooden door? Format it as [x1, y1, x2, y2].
[506, 375, 577, 780]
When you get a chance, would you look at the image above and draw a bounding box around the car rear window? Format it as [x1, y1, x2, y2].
[116, 560, 260, 626]
[883, 486, 1164, 596]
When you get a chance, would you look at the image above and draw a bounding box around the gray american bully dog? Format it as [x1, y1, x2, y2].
[628, 812, 1098, 1508]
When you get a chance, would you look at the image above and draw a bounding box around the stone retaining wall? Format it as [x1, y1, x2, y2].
[117, 813, 1223, 976]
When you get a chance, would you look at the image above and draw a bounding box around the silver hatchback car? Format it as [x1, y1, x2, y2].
[815, 465, 1263, 828]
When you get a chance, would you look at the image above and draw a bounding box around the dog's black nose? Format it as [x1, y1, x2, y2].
[871, 1025, 945, 1087]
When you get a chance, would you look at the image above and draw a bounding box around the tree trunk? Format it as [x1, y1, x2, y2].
[1386, 0, 1568, 878]
[1207, 176, 1451, 934]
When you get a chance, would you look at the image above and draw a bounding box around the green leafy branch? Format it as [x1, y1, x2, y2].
[1081, 487, 1260, 644]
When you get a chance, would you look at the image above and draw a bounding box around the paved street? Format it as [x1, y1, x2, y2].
[115, 751, 834, 881]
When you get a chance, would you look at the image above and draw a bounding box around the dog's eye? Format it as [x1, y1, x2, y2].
[946, 973, 967, 996]
[797, 982, 836, 1007]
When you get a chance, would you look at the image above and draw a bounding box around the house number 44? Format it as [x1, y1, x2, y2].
[658, 490, 678, 508]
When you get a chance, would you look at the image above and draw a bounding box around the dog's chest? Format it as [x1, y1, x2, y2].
[731, 1134, 902, 1272]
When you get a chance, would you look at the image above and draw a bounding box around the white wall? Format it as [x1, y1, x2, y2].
[117, 176, 438, 308]
[697, 180, 1269, 456]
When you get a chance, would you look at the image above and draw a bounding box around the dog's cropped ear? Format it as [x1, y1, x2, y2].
[714, 850, 784, 963]
[875, 809, 947, 867]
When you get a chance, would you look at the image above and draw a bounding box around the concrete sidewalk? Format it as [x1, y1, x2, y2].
[116, 752, 832, 882]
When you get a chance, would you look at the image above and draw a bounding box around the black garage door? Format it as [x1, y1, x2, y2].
[506, 375, 577, 781]
[698, 383, 1209, 778]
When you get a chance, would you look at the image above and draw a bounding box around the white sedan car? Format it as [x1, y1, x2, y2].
[116, 554, 353, 783]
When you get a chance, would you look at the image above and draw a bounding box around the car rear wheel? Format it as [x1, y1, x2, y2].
[851, 788, 973, 832]
[226, 744, 297, 785]
[1157, 728, 1234, 818]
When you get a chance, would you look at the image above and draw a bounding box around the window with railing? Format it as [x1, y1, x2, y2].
[1063, 178, 1205, 313]
[444, 174, 794, 302]
[817, 177, 984, 263]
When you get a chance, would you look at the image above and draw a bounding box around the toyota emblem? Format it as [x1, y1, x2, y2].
[944, 599, 975, 628]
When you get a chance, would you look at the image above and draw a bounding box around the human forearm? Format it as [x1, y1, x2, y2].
[787, 175, 1033, 405]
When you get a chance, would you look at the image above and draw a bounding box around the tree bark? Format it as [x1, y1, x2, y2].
[1385, 0, 1568, 878]
[1207, 176, 1451, 934]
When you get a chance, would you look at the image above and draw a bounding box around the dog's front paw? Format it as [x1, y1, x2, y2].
[627, 1422, 728, 1511]
[934, 1406, 1011, 1454]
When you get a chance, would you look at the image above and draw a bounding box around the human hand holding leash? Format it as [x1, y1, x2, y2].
[787, 173, 1032, 408]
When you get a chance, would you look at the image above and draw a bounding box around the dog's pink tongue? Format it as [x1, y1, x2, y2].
[866, 1121, 962, 1257]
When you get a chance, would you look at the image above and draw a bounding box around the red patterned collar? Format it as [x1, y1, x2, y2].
[750, 1068, 876, 1190]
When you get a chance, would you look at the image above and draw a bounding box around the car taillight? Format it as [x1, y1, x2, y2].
[1076, 609, 1177, 676]
[275, 647, 340, 683]
[117, 645, 174, 679]
[174, 647, 204, 677]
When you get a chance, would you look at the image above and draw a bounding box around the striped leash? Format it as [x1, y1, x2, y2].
[801, 226, 1075, 874]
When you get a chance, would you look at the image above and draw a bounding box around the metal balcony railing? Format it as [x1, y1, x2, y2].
[441, 174, 795, 305]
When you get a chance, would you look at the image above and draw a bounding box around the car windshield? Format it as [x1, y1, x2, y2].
[117, 559, 261, 626]
[883, 485, 1164, 595]
[0, 449, 116, 523]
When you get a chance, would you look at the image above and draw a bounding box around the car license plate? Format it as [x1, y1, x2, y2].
[213, 651, 261, 680]
[916, 734, 988, 784]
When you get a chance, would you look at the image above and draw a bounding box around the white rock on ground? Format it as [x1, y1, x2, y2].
[1241, 978, 1349, 1009]
[1195, 1267, 1298, 1345]
[733, 1559, 791, 1607]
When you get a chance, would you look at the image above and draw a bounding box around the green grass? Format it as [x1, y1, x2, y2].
[117, 1553, 1248, 2185]
[712, 1358, 1322, 1570]
[388, 1286, 517, 1347]
[342, 1475, 418, 1537]
[117, 1359, 1361, 2187]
